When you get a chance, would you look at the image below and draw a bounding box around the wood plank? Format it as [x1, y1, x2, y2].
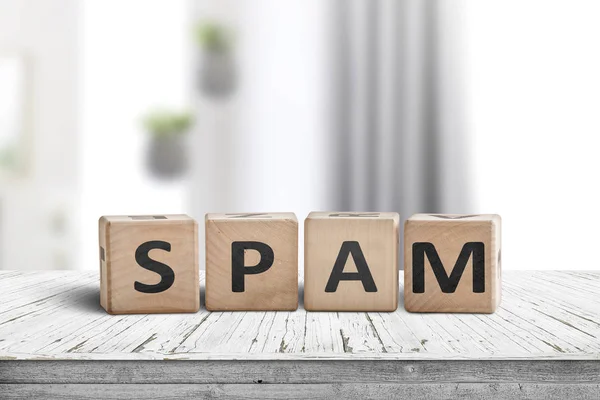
[128, 274, 209, 355]
[2, 382, 600, 400]
[2, 360, 600, 384]
[256, 310, 306, 354]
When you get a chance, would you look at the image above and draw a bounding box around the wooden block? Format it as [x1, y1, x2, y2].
[304, 212, 399, 311]
[205, 212, 298, 311]
[404, 214, 502, 313]
[98, 214, 199, 314]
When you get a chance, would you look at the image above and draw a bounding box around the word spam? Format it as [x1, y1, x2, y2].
[99, 212, 501, 314]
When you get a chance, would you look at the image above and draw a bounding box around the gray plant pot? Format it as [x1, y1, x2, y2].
[199, 50, 236, 98]
[146, 135, 188, 180]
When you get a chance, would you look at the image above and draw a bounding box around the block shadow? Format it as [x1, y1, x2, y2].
[67, 283, 105, 314]
[298, 281, 304, 309]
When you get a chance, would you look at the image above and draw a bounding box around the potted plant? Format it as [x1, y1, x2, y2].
[142, 109, 194, 179]
[196, 21, 236, 98]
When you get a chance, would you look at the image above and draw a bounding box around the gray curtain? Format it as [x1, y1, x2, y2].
[329, 0, 470, 218]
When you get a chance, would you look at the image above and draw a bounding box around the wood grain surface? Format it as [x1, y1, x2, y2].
[99, 215, 199, 314]
[404, 214, 501, 313]
[205, 213, 298, 311]
[1, 270, 599, 398]
[2, 382, 600, 400]
[304, 212, 399, 311]
[0, 270, 599, 361]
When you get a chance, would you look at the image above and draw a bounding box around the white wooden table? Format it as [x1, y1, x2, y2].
[0, 270, 599, 399]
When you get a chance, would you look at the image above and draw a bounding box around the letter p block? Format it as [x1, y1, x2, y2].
[304, 212, 399, 311]
[205, 213, 298, 311]
[98, 215, 199, 314]
[404, 214, 502, 313]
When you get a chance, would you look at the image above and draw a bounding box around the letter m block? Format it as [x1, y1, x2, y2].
[404, 214, 502, 313]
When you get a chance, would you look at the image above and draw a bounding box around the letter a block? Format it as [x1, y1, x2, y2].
[205, 213, 298, 311]
[404, 214, 502, 313]
[304, 212, 399, 311]
[98, 215, 199, 314]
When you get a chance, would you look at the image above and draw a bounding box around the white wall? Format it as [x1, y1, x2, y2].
[80, 0, 191, 269]
[465, 0, 600, 270]
[4, 0, 595, 272]
[0, 0, 80, 270]
[235, 0, 329, 217]
[190, 0, 330, 267]
[191, 0, 329, 217]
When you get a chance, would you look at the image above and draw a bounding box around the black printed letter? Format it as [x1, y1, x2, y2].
[134, 240, 175, 293]
[231, 241, 274, 292]
[325, 241, 377, 292]
[412, 242, 485, 293]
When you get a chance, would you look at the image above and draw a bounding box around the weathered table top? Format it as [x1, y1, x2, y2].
[0, 270, 599, 361]
[1, 270, 600, 398]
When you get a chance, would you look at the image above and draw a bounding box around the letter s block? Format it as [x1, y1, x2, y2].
[304, 212, 399, 311]
[404, 214, 502, 313]
[205, 213, 298, 311]
[98, 215, 199, 314]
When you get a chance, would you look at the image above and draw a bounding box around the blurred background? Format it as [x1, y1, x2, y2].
[1, 0, 599, 271]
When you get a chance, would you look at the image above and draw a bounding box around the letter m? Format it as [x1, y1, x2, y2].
[412, 242, 485, 294]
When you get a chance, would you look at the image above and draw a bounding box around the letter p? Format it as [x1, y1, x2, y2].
[231, 241, 274, 292]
